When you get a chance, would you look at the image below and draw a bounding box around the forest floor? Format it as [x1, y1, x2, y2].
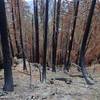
[0, 59, 100, 100]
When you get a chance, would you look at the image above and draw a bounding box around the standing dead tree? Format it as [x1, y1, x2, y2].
[79, 0, 96, 85]
[16, 0, 27, 70]
[10, 0, 20, 56]
[32, 14, 35, 62]
[64, 0, 79, 71]
[52, 0, 56, 72]
[0, 0, 14, 91]
[34, 0, 39, 63]
[52, 0, 61, 72]
[42, 0, 49, 83]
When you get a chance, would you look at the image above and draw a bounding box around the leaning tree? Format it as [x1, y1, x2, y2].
[79, 0, 96, 85]
[64, 0, 79, 71]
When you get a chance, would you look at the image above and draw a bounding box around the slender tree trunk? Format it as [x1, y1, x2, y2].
[0, 0, 14, 91]
[52, 0, 61, 72]
[64, 0, 79, 71]
[32, 14, 35, 62]
[34, 0, 39, 63]
[8, 33, 14, 58]
[79, 0, 96, 85]
[52, 0, 56, 72]
[16, 0, 27, 70]
[10, 0, 20, 55]
[42, 0, 49, 82]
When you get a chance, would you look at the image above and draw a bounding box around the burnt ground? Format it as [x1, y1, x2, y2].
[0, 62, 100, 100]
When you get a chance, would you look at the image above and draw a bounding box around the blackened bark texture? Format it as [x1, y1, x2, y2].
[52, 0, 56, 72]
[34, 0, 39, 63]
[64, 0, 79, 71]
[11, 0, 20, 55]
[0, 0, 14, 91]
[52, 0, 61, 72]
[16, 0, 27, 70]
[79, 0, 96, 85]
[42, 0, 49, 83]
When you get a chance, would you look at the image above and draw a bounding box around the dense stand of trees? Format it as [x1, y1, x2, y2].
[0, 0, 99, 91]
[10, 0, 20, 55]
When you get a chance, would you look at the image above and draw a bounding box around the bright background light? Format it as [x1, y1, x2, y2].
[25, 0, 32, 1]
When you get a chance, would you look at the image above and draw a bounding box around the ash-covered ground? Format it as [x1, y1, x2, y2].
[0, 59, 100, 100]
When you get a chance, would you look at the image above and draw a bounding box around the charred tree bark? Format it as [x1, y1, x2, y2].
[16, 0, 27, 70]
[34, 0, 39, 63]
[0, 0, 14, 91]
[52, 0, 56, 72]
[11, 0, 20, 56]
[79, 0, 96, 85]
[42, 0, 49, 82]
[52, 0, 61, 72]
[64, 0, 79, 71]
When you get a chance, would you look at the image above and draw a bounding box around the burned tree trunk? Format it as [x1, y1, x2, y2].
[52, 0, 56, 72]
[64, 0, 79, 71]
[79, 0, 96, 85]
[16, 0, 27, 70]
[0, 0, 14, 91]
[52, 0, 61, 72]
[34, 0, 39, 63]
[42, 0, 49, 82]
[10, 0, 20, 55]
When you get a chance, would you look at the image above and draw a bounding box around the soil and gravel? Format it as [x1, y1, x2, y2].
[0, 59, 100, 100]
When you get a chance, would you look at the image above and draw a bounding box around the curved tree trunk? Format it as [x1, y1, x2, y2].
[0, 0, 14, 91]
[79, 0, 96, 85]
